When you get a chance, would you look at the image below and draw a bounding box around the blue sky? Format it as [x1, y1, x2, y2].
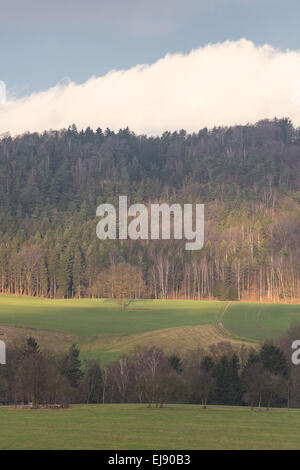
[1, 0, 300, 97]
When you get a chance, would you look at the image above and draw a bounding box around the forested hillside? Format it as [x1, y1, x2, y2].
[0, 118, 299, 301]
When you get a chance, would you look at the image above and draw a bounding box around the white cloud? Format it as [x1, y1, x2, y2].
[1, 39, 300, 136]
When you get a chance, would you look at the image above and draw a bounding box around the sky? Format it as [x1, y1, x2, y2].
[1, 0, 300, 135]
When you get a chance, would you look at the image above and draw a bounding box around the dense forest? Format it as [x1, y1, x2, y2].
[0, 117, 300, 301]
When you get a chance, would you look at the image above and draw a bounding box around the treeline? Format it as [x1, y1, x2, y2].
[1, 324, 300, 409]
[0, 118, 300, 301]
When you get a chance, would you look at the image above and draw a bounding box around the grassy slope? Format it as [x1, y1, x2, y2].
[0, 297, 224, 336]
[0, 404, 300, 450]
[1, 296, 300, 363]
[223, 302, 300, 342]
[0, 297, 226, 363]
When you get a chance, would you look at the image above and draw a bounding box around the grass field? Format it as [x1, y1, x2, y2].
[0, 296, 228, 363]
[0, 404, 300, 450]
[0, 297, 224, 336]
[223, 302, 300, 342]
[1, 298, 300, 450]
[0, 296, 300, 363]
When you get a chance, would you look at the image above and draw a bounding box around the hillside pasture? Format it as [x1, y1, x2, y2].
[0, 297, 226, 362]
[0, 296, 299, 363]
[223, 302, 300, 342]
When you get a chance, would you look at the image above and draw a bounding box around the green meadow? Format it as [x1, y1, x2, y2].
[0, 404, 300, 450]
[0, 296, 225, 363]
[0, 296, 223, 336]
[223, 302, 300, 342]
[0, 296, 300, 363]
[1, 297, 300, 450]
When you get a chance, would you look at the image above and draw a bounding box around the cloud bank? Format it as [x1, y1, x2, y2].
[1, 39, 300, 136]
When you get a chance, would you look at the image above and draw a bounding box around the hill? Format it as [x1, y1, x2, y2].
[1, 297, 299, 363]
[223, 302, 300, 341]
[0, 118, 300, 302]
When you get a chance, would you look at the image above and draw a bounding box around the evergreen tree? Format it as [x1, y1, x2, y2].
[72, 249, 84, 298]
[259, 343, 289, 378]
[60, 344, 83, 388]
[23, 337, 40, 356]
[214, 354, 242, 405]
[39, 260, 49, 297]
[57, 253, 71, 298]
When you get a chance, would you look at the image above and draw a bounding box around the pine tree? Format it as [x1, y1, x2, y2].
[57, 253, 71, 298]
[60, 344, 83, 388]
[23, 337, 40, 356]
[39, 260, 49, 297]
[214, 354, 242, 405]
[72, 249, 84, 298]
